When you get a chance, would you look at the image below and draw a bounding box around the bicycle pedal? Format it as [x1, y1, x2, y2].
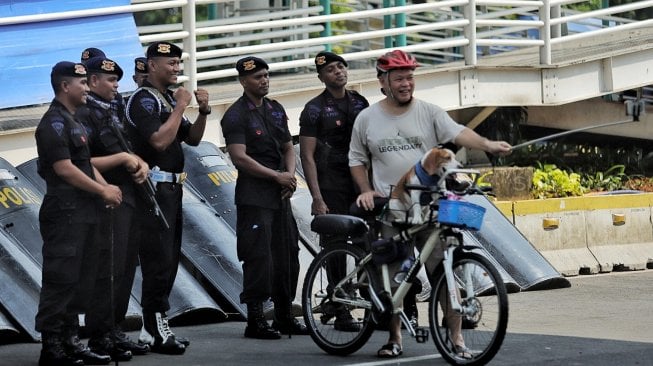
[415, 327, 429, 343]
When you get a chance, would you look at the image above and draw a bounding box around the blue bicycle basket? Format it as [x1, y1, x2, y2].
[437, 199, 486, 230]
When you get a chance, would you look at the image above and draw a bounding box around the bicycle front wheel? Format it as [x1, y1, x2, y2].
[302, 243, 377, 356]
[428, 251, 509, 365]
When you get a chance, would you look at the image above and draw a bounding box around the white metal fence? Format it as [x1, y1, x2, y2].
[2, 0, 652, 92]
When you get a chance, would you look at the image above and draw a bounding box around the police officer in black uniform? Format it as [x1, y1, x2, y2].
[35, 61, 121, 366]
[133, 57, 148, 88]
[81, 47, 106, 63]
[299, 51, 369, 216]
[76, 55, 151, 360]
[298, 51, 369, 332]
[220, 56, 308, 340]
[126, 41, 209, 354]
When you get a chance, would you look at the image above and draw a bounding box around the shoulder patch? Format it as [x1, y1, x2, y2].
[140, 96, 158, 114]
[50, 118, 65, 137]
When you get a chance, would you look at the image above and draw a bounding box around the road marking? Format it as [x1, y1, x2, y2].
[345, 354, 442, 365]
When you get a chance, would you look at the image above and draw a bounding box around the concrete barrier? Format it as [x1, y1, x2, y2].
[502, 193, 653, 276]
[512, 197, 600, 276]
[582, 194, 653, 272]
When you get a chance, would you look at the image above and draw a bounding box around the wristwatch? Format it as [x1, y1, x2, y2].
[199, 106, 212, 115]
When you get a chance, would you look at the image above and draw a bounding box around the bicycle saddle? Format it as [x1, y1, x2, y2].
[310, 214, 369, 237]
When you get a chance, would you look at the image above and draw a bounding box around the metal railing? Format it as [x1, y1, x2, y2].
[2, 0, 652, 92]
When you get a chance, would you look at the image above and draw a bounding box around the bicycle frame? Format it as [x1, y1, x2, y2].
[304, 168, 509, 364]
[328, 168, 483, 336]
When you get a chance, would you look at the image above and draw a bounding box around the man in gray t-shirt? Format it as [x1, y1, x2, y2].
[349, 50, 511, 359]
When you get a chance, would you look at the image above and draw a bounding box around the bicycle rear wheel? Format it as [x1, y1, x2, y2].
[428, 251, 508, 365]
[302, 243, 377, 356]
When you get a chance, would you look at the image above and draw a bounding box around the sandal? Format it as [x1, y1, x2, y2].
[454, 344, 473, 359]
[377, 342, 402, 358]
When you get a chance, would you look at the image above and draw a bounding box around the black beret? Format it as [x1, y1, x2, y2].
[81, 47, 106, 63]
[146, 41, 182, 59]
[315, 51, 347, 73]
[134, 57, 148, 74]
[85, 56, 124, 81]
[51, 61, 87, 78]
[236, 56, 269, 76]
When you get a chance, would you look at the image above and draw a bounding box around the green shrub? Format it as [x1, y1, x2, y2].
[532, 163, 587, 199]
[581, 164, 626, 192]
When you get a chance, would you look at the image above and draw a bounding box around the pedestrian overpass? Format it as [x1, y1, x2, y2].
[1, 0, 653, 164]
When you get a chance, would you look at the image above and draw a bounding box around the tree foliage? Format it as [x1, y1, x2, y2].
[609, 0, 653, 20]
[133, 5, 211, 27]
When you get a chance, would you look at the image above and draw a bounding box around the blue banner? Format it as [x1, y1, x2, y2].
[0, 0, 143, 108]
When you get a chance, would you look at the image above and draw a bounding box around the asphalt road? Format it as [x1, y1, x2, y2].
[2, 270, 652, 366]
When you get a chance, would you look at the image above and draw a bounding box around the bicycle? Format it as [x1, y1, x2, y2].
[302, 168, 509, 365]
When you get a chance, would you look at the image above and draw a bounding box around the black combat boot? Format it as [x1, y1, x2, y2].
[138, 312, 186, 355]
[111, 326, 150, 355]
[174, 335, 190, 347]
[63, 334, 111, 365]
[39, 334, 84, 366]
[88, 331, 133, 362]
[138, 314, 189, 347]
[154, 315, 190, 347]
[244, 302, 281, 339]
[272, 303, 309, 335]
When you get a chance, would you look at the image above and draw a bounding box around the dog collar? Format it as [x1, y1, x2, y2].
[414, 161, 440, 186]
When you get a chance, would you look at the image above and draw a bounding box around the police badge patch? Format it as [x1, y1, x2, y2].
[140, 97, 157, 114]
[50, 120, 65, 137]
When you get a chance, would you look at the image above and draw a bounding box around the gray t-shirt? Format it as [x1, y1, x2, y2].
[349, 99, 465, 196]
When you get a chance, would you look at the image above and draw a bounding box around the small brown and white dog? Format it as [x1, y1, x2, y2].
[388, 147, 461, 224]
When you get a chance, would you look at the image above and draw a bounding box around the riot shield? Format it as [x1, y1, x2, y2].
[130, 263, 226, 326]
[466, 195, 571, 291]
[0, 309, 21, 343]
[180, 185, 246, 317]
[0, 227, 42, 342]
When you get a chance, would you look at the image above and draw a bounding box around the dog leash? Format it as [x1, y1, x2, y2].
[509, 118, 638, 151]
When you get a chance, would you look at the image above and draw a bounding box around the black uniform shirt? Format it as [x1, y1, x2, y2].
[299, 89, 369, 191]
[77, 93, 137, 206]
[35, 99, 98, 223]
[220, 94, 291, 209]
[126, 80, 191, 173]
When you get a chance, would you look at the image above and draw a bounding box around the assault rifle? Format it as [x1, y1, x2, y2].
[110, 123, 170, 229]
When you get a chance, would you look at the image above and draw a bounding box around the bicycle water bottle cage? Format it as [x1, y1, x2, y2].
[371, 237, 409, 265]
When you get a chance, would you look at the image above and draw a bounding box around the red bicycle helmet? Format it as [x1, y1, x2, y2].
[376, 50, 419, 74]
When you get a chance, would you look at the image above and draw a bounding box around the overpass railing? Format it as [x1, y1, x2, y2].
[1, 0, 652, 92]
